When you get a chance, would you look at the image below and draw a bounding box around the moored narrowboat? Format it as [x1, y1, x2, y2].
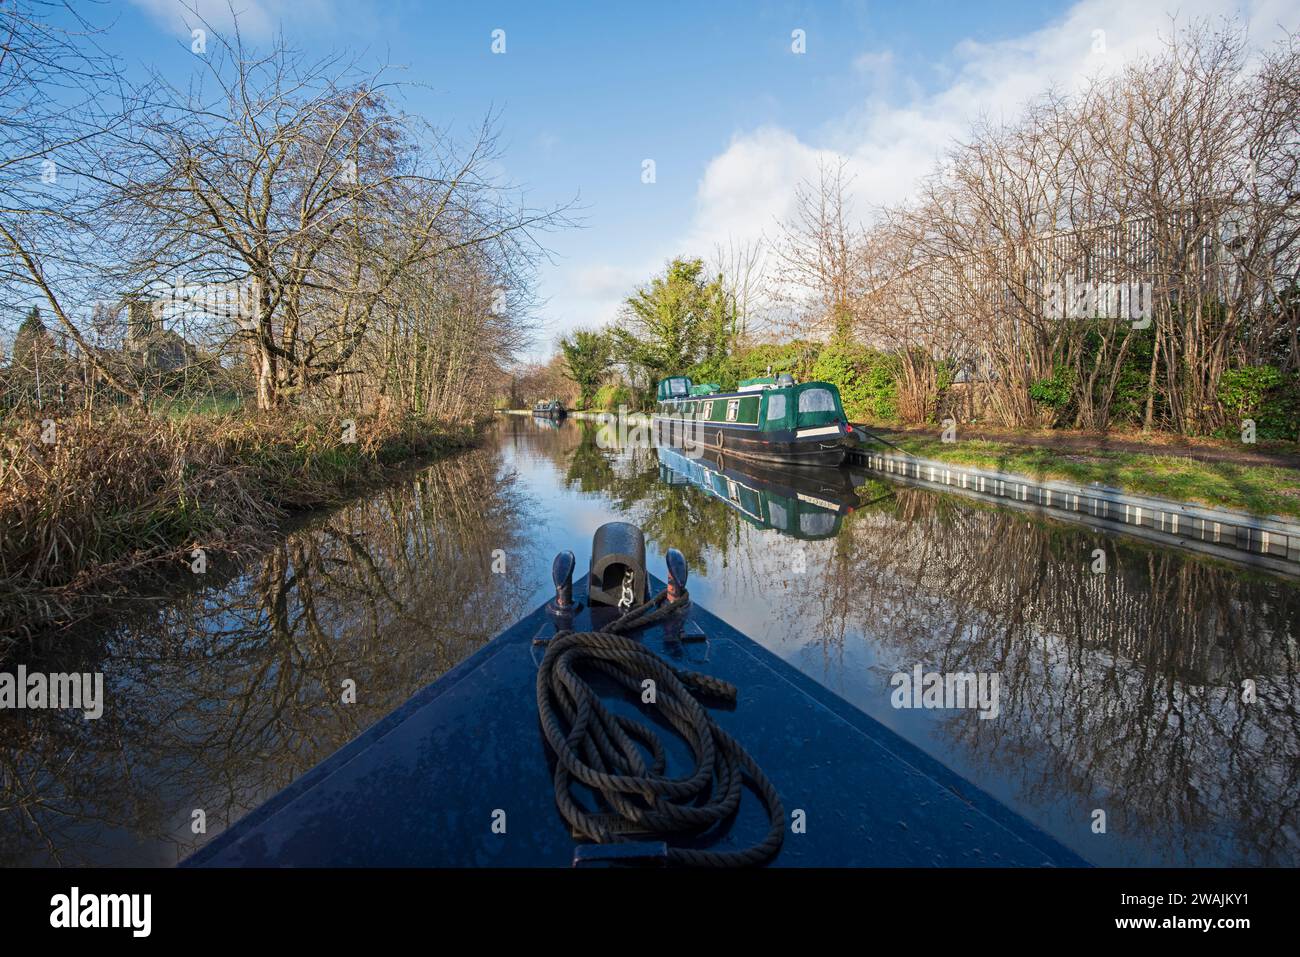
[533, 399, 567, 419]
[652, 375, 861, 467]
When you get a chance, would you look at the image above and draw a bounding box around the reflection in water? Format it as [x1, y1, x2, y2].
[656, 446, 858, 539]
[527, 419, 1300, 867]
[3, 416, 1298, 866]
[0, 448, 535, 865]
[778, 490, 1300, 866]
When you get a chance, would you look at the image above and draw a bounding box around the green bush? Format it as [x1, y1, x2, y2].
[593, 383, 635, 412]
[810, 342, 897, 421]
[686, 355, 738, 392]
[732, 341, 821, 382]
[1217, 365, 1300, 441]
[1108, 328, 1155, 426]
[1030, 366, 1075, 411]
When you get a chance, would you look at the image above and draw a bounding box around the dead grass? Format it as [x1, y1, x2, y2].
[0, 408, 475, 641]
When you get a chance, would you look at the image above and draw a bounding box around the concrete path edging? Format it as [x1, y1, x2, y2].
[852, 448, 1300, 569]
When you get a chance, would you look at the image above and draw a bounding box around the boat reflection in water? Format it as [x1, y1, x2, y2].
[656, 444, 859, 540]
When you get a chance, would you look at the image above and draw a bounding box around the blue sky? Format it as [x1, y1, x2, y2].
[106, 0, 1300, 359]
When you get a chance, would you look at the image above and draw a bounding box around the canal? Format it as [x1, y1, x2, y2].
[2, 414, 1298, 866]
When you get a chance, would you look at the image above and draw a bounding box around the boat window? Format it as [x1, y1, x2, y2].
[768, 500, 788, 530]
[668, 378, 688, 397]
[726, 399, 739, 422]
[798, 388, 836, 413]
[765, 394, 786, 422]
[799, 511, 836, 536]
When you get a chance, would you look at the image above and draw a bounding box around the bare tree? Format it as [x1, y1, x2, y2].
[710, 236, 766, 342]
[0, 1, 150, 404]
[115, 23, 568, 411]
[864, 20, 1300, 433]
[770, 158, 863, 343]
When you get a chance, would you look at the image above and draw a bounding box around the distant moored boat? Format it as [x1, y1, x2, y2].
[532, 399, 567, 419]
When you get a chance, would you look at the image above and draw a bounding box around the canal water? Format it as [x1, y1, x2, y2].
[3, 414, 1298, 866]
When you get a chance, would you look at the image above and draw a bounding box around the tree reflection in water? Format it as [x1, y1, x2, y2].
[813, 491, 1300, 866]
[0, 448, 534, 866]
[3, 417, 1298, 867]
[555, 417, 1300, 866]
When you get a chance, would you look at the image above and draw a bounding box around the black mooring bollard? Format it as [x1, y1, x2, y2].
[551, 549, 575, 610]
[589, 522, 647, 608]
[665, 547, 687, 602]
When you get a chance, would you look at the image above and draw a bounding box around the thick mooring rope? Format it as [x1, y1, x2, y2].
[536, 591, 786, 867]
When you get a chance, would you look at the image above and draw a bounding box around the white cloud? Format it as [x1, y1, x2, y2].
[531, 262, 643, 355]
[128, 0, 336, 40]
[570, 263, 640, 300]
[684, 127, 835, 252]
[527, 0, 1300, 352]
[852, 49, 895, 86]
[681, 0, 1300, 256]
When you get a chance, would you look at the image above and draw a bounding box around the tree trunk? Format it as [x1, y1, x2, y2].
[1142, 324, 1163, 432]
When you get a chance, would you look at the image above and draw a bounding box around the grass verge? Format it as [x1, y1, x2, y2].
[875, 436, 1300, 519]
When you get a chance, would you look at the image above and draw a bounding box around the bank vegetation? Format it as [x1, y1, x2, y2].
[536, 21, 1299, 447]
[1, 7, 567, 637]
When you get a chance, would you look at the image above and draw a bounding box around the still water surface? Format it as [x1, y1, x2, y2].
[3, 414, 1298, 866]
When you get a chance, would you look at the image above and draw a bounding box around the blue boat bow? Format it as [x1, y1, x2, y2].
[185, 538, 1087, 868]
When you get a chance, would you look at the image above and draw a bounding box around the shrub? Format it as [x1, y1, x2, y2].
[1108, 328, 1155, 426]
[593, 383, 634, 411]
[810, 342, 897, 421]
[1029, 366, 1074, 412]
[686, 356, 738, 392]
[732, 341, 821, 382]
[1217, 366, 1300, 441]
[0, 409, 474, 639]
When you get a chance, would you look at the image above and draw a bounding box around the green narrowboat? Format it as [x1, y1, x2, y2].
[652, 374, 861, 466]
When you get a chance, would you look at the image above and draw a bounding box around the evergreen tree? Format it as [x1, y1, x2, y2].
[558, 329, 611, 409]
[612, 258, 735, 387]
[13, 306, 50, 369]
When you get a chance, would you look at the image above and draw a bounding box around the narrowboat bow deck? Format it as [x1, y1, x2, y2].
[185, 524, 1086, 868]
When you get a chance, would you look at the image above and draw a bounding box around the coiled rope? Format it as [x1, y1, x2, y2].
[535, 590, 785, 867]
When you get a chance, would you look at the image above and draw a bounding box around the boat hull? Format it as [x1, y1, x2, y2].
[653, 415, 853, 466]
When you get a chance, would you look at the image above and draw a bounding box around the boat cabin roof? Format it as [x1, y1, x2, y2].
[739, 374, 796, 392]
[659, 374, 806, 401]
